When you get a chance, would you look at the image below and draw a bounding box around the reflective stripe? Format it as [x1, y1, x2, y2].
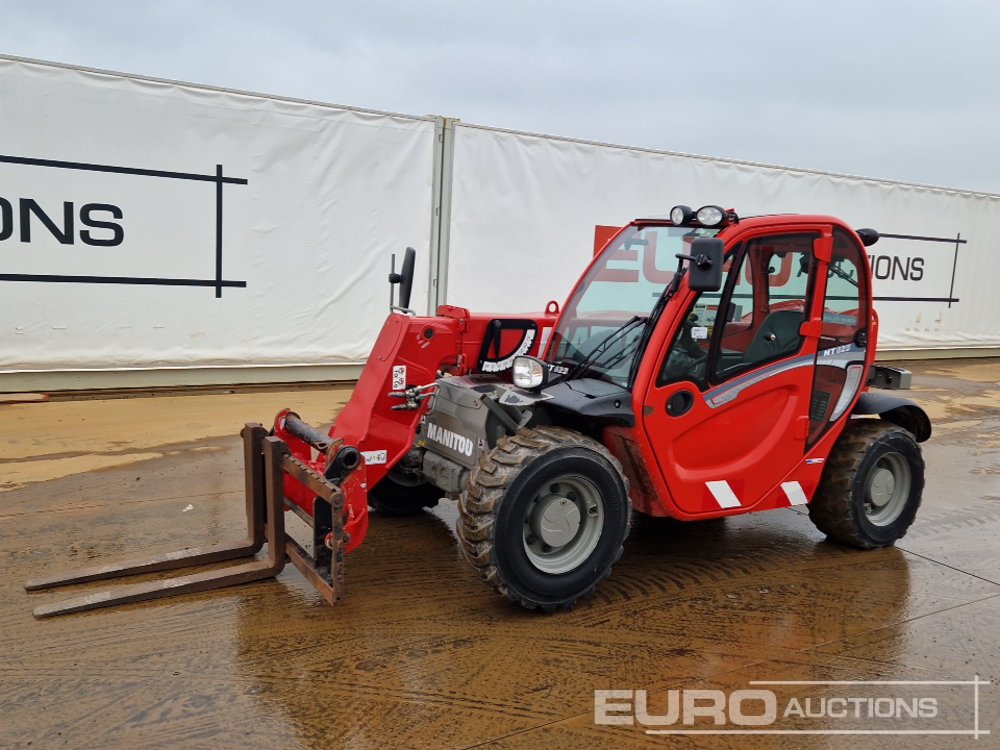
[706, 480, 742, 509]
[781, 481, 809, 506]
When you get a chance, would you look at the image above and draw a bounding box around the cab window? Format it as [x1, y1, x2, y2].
[710, 234, 815, 382]
[820, 229, 868, 348]
[659, 234, 816, 387]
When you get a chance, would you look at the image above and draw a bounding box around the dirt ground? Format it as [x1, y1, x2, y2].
[1, 361, 998, 749]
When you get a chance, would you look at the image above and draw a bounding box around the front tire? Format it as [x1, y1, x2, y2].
[457, 426, 631, 611]
[809, 420, 924, 548]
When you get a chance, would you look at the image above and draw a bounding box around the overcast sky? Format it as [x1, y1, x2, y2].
[3, 0, 998, 194]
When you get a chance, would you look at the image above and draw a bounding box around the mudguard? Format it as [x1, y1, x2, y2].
[852, 392, 932, 442]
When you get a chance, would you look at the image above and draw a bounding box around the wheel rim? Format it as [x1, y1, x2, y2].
[864, 451, 911, 526]
[522, 475, 605, 574]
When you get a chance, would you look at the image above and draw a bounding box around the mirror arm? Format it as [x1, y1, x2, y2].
[675, 252, 715, 271]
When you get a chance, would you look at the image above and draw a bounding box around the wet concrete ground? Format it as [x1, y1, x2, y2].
[1, 361, 998, 749]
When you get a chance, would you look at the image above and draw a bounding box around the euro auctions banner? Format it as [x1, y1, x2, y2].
[3, 56, 999, 385]
[0, 56, 436, 374]
[446, 124, 1000, 351]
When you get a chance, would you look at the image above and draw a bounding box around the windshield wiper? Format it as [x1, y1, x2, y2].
[625, 266, 687, 386]
[829, 261, 859, 287]
[563, 315, 648, 382]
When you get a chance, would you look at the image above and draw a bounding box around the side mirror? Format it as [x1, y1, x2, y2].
[683, 238, 724, 292]
[388, 246, 417, 311]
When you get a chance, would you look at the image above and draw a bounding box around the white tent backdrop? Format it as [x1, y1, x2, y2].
[0, 56, 437, 385]
[446, 123, 1000, 351]
[2, 56, 998, 389]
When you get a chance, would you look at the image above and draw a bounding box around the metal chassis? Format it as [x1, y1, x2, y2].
[24, 424, 346, 618]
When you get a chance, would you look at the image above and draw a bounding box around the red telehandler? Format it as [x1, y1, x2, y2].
[26, 205, 930, 616]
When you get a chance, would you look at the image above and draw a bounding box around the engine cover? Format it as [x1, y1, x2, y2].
[419, 376, 500, 470]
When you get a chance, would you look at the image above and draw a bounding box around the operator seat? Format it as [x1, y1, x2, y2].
[742, 310, 804, 366]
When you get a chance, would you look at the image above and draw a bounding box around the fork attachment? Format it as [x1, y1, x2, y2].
[24, 423, 348, 618]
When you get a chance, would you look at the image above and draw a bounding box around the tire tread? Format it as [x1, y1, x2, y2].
[809, 419, 923, 548]
[456, 426, 630, 611]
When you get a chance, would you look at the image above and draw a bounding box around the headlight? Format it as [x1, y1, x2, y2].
[512, 356, 546, 389]
[696, 205, 725, 227]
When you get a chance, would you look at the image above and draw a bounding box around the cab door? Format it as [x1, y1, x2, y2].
[640, 227, 829, 517]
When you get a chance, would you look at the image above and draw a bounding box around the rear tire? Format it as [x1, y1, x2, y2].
[457, 426, 631, 611]
[369, 472, 441, 516]
[809, 420, 924, 548]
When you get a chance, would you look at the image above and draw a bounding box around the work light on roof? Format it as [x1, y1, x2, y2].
[696, 205, 726, 227]
[669, 203, 733, 228]
[669, 205, 693, 225]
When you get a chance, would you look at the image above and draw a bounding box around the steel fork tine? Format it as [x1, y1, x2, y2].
[26, 424, 292, 618]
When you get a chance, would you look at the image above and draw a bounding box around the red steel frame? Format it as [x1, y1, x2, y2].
[276, 214, 877, 543]
[273, 305, 558, 553]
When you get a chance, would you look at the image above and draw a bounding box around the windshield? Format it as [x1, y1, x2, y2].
[546, 223, 721, 387]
